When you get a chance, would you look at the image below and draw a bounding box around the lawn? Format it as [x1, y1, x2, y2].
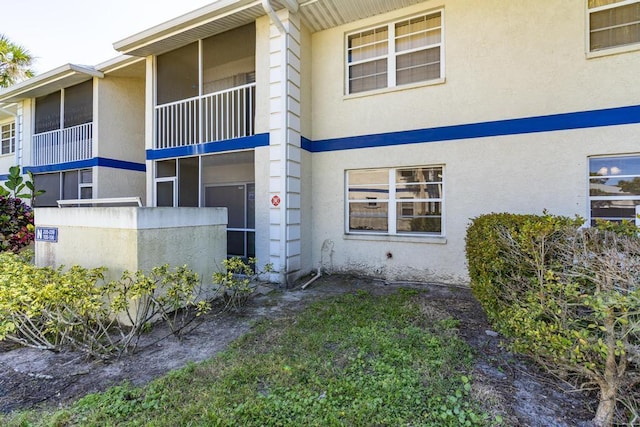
[2, 288, 500, 426]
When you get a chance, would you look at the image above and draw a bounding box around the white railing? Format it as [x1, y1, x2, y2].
[32, 122, 93, 166]
[155, 83, 256, 149]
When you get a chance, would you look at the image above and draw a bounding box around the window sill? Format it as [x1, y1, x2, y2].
[0, 152, 15, 158]
[344, 77, 446, 100]
[586, 43, 640, 59]
[344, 233, 447, 245]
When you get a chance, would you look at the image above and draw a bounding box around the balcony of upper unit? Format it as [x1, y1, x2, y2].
[153, 23, 256, 150]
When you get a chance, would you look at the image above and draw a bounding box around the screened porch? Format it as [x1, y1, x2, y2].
[31, 80, 93, 166]
[154, 23, 256, 150]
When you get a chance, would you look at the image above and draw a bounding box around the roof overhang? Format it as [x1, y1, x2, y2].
[95, 55, 145, 74]
[114, 0, 428, 57]
[0, 103, 17, 121]
[113, 0, 270, 57]
[0, 64, 103, 103]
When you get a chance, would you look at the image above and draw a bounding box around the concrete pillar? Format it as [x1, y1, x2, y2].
[267, 8, 302, 285]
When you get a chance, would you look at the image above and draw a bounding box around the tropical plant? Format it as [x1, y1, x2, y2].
[0, 34, 34, 88]
[0, 165, 44, 202]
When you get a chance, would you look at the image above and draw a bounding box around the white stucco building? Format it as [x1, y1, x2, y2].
[2, 0, 639, 286]
[0, 57, 146, 206]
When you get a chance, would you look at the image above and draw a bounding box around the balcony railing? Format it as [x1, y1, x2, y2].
[32, 122, 93, 166]
[155, 83, 256, 149]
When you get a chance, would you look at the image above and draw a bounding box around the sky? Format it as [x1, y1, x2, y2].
[3, 0, 216, 75]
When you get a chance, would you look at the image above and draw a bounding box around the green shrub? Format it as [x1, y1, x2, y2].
[466, 213, 640, 426]
[0, 253, 208, 358]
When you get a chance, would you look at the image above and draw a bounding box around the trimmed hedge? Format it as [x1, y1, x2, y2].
[465, 213, 640, 426]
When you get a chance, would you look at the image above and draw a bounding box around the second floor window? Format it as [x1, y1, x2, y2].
[588, 0, 640, 52]
[346, 10, 444, 94]
[1, 122, 15, 155]
[34, 80, 93, 134]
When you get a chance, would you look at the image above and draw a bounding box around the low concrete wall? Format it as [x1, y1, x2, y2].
[34, 207, 227, 285]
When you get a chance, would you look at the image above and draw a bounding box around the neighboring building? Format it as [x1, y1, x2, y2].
[0, 56, 146, 206]
[112, 0, 640, 285]
[0, 103, 18, 180]
[3, 0, 638, 286]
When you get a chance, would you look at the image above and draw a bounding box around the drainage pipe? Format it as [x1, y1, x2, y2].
[301, 267, 322, 290]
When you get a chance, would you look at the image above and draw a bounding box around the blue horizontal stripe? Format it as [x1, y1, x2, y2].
[0, 174, 8, 181]
[308, 104, 640, 152]
[23, 157, 146, 174]
[146, 133, 269, 160]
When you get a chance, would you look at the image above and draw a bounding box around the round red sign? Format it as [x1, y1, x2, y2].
[271, 195, 281, 207]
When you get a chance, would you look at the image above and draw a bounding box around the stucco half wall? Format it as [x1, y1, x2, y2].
[34, 207, 227, 285]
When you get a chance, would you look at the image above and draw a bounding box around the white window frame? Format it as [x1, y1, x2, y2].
[345, 9, 445, 95]
[588, 153, 640, 224]
[586, 0, 640, 57]
[79, 168, 93, 199]
[1, 122, 15, 156]
[345, 166, 445, 236]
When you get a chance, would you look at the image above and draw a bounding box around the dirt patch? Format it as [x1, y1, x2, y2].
[0, 275, 595, 425]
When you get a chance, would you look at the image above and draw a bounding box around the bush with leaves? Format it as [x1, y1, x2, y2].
[466, 213, 640, 426]
[213, 257, 274, 311]
[0, 195, 34, 252]
[0, 253, 210, 359]
[0, 166, 44, 253]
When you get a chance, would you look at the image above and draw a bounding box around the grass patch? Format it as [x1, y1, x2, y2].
[2, 289, 498, 426]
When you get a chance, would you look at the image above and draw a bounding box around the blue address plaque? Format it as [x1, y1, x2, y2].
[35, 227, 58, 243]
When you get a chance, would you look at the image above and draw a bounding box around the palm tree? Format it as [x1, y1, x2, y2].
[0, 34, 35, 88]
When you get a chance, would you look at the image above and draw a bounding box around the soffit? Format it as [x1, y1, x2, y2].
[0, 64, 103, 103]
[300, 0, 428, 33]
[114, 0, 428, 57]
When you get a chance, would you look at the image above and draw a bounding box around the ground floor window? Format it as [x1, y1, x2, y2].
[346, 166, 444, 235]
[32, 168, 93, 207]
[589, 154, 640, 224]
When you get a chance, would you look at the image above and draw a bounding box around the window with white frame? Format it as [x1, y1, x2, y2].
[589, 155, 640, 224]
[346, 166, 444, 235]
[1, 122, 15, 155]
[588, 0, 640, 52]
[346, 11, 443, 94]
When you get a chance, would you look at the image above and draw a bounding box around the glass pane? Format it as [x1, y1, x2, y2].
[589, 156, 640, 176]
[247, 231, 255, 258]
[348, 185, 389, 201]
[32, 173, 60, 207]
[591, 199, 640, 222]
[156, 159, 176, 178]
[349, 201, 388, 232]
[178, 157, 199, 207]
[202, 24, 255, 94]
[35, 91, 61, 134]
[589, 0, 625, 8]
[247, 183, 255, 229]
[64, 80, 93, 128]
[590, 177, 640, 196]
[396, 167, 443, 183]
[157, 42, 199, 105]
[62, 170, 79, 200]
[396, 183, 442, 199]
[227, 230, 245, 257]
[349, 168, 388, 185]
[157, 181, 174, 207]
[348, 27, 388, 62]
[396, 201, 442, 233]
[349, 59, 388, 93]
[80, 168, 92, 184]
[80, 187, 93, 199]
[396, 47, 441, 85]
[590, 4, 640, 50]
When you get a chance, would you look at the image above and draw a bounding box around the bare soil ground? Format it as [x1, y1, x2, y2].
[0, 275, 595, 426]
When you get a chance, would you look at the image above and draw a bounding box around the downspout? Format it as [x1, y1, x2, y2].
[262, 0, 298, 285]
[0, 105, 19, 167]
